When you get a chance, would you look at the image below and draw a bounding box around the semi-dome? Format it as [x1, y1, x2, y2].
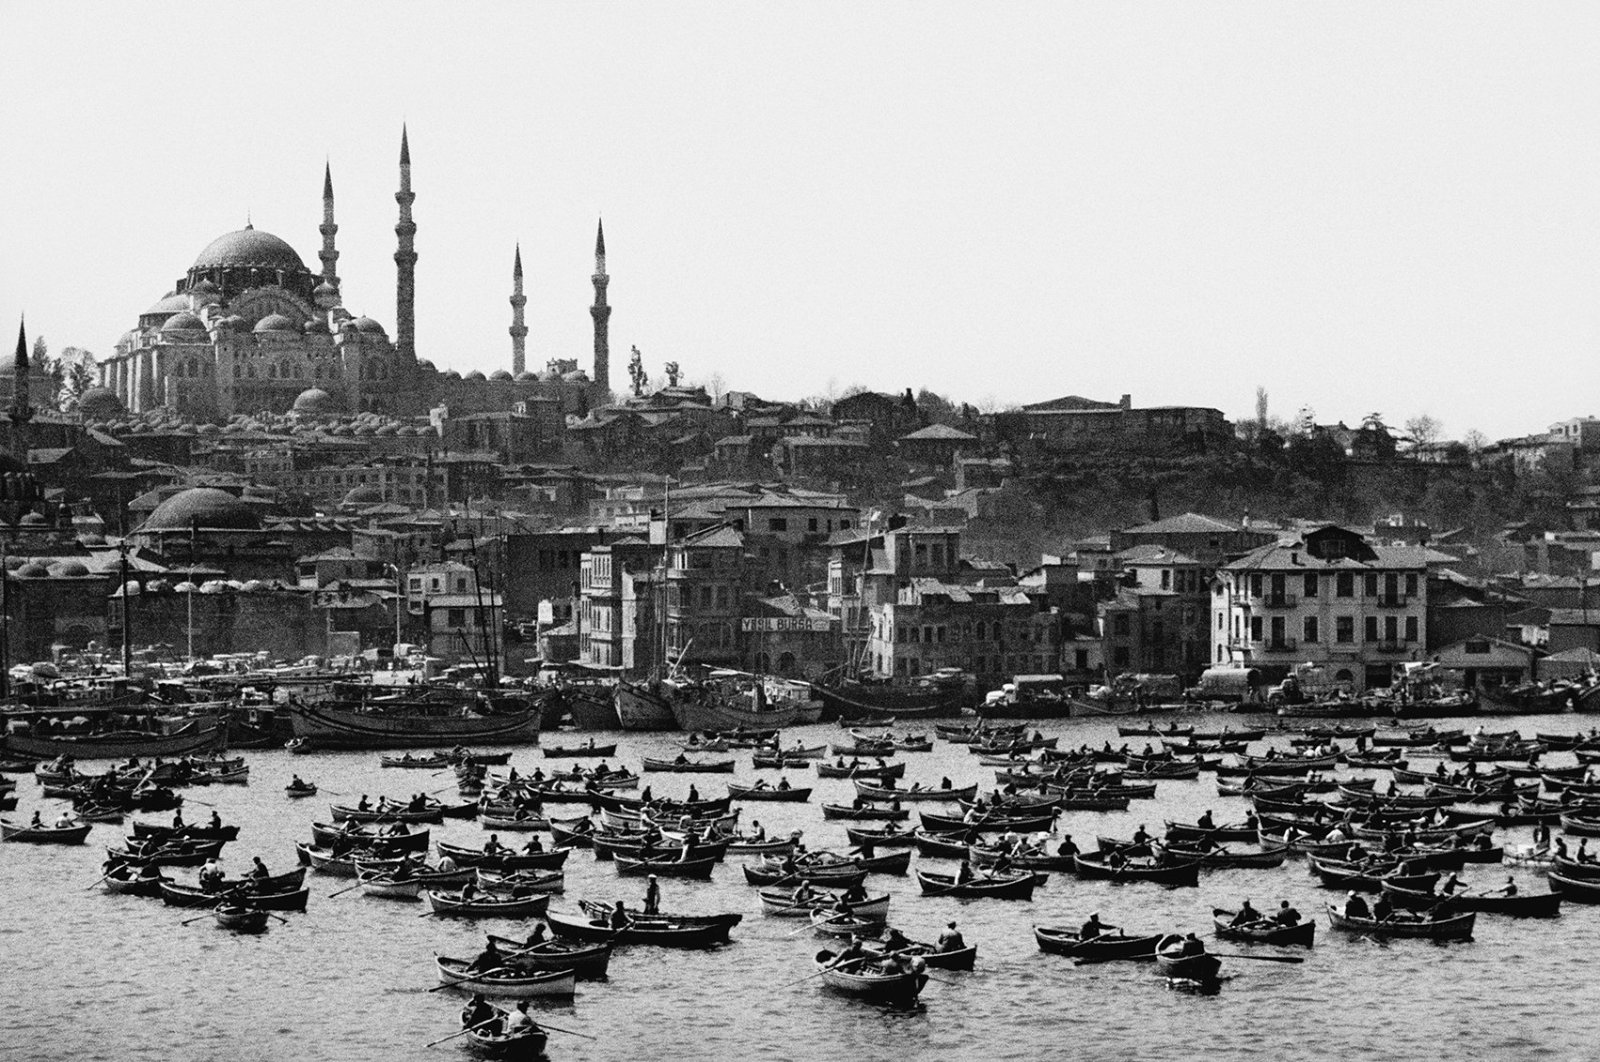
[293, 388, 336, 414]
[341, 485, 384, 507]
[76, 388, 126, 419]
[464, 370, 486, 382]
[142, 487, 264, 532]
[304, 317, 330, 334]
[513, 371, 537, 382]
[416, 359, 436, 372]
[192, 228, 309, 273]
[191, 278, 220, 295]
[14, 561, 50, 578]
[490, 370, 513, 381]
[144, 292, 189, 316]
[47, 560, 91, 578]
[254, 314, 299, 333]
[353, 316, 387, 335]
[562, 369, 590, 382]
[313, 280, 339, 297]
[162, 312, 207, 333]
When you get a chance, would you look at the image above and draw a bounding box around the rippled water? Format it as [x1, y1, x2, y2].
[5, 710, 1597, 1062]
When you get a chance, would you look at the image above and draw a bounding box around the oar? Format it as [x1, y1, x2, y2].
[328, 879, 370, 899]
[1208, 952, 1303, 964]
[788, 911, 852, 936]
[424, 1016, 500, 1048]
[180, 911, 217, 925]
[83, 872, 114, 890]
[427, 963, 511, 992]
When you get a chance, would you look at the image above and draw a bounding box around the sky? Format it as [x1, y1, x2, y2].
[2, 2, 1598, 440]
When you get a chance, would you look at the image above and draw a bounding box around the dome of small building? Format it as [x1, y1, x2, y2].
[76, 388, 125, 420]
[536, 369, 559, 382]
[304, 317, 330, 334]
[216, 315, 245, 332]
[562, 369, 590, 382]
[465, 370, 487, 382]
[293, 388, 336, 414]
[254, 314, 299, 334]
[375, 423, 399, 436]
[14, 561, 50, 578]
[192, 228, 309, 273]
[162, 312, 207, 333]
[19, 512, 48, 527]
[144, 292, 189, 316]
[142, 487, 264, 532]
[416, 359, 436, 372]
[353, 316, 387, 335]
[443, 370, 461, 381]
[490, 370, 513, 382]
[191, 278, 219, 295]
[78, 532, 107, 547]
[48, 560, 91, 578]
[514, 371, 537, 382]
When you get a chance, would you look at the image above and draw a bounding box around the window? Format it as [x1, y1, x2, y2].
[1365, 616, 1379, 642]
[1303, 616, 1319, 643]
[1364, 573, 1379, 597]
[1250, 574, 1263, 597]
[1113, 647, 1130, 667]
[1404, 616, 1418, 643]
[768, 518, 787, 532]
[909, 627, 920, 644]
[1161, 570, 1171, 590]
[975, 621, 987, 640]
[1336, 616, 1354, 643]
[1336, 573, 1353, 597]
[447, 608, 466, 627]
[1304, 573, 1318, 598]
[1249, 616, 1263, 641]
[1075, 650, 1089, 669]
[700, 586, 713, 607]
[1113, 615, 1130, 636]
[1405, 573, 1418, 597]
[808, 518, 818, 533]
[1385, 616, 1399, 643]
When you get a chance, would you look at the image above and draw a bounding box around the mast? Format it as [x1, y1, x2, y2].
[187, 519, 197, 663]
[119, 541, 133, 677]
[660, 476, 671, 677]
[0, 547, 8, 700]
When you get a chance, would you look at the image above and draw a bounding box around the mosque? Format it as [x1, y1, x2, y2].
[97, 128, 613, 423]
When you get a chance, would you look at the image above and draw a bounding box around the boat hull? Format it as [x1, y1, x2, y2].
[615, 683, 678, 730]
[2, 718, 224, 761]
[288, 703, 539, 750]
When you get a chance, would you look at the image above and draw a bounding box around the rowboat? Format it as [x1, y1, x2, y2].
[1379, 881, 1561, 918]
[820, 803, 909, 821]
[380, 753, 450, 769]
[844, 825, 917, 848]
[592, 835, 727, 863]
[1547, 871, 1600, 903]
[1071, 851, 1201, 887]
[288, 701, 541, 750]
[547, 903, 740, 946]
[131, 821, 241, 844]
[436, 842, 570, 871]
[357, 869, 424, 900]
[285, 783, 318, 798]
[1162, 844, 1287, 870]
[1324, 904, 1476, 939]
[486, 934, 614, 979]
[459, 1003, 549, 1059]
[1032, 926, 1162, 961]
[863, 935, 975, 970]
[809, 907, 890, 936]
[476, 869, 566, 894]
[423, 890, 551, 918]
[812, 949, 927, 1004]
[966, 842, 1074, 872]
[742, 862, 867, 888]
[295, 843, 404, 877]
[0, 819, 90, 844]
[543, 743, 618, 758]
[1154, 938, 1222, 981]
[1211, 909, 1316, 946]
[330, 802, 447, 825]
[354, 859, 472, 890]
[725, 836, 801, 856]
[1165, 819, 1259, 843]
[213, 904, 269, 933]
[613, 854, 718, 879]
[311, 821, 430, 853]
[727, 783, 812, 802]
[159, 879, 309, 911]
[853, 781, 976, 802]
[641, 757, 736, 774]
[919, 810, 1055, 834]
[435, 956, 576, 998]
[915, 868, 1039, 900]
[758, 888, 891, 920]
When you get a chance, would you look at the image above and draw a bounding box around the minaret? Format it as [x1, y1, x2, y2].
[589, 219, 611, 397]
[509, 244, 528, 376]
[9, 318, 33, 457]
[394, 125, 418, 361]
[319, 161, 340, 289]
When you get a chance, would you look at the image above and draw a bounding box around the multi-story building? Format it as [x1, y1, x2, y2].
[863, 578, 1059, 686]
[1213, 524, 1428, 691]
[664, 524, 748, 669]
[405, 560, 502, 668]
[828, 521, 965, 671]
[577, 537, 656, 670]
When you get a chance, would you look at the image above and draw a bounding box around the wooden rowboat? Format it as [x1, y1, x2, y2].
[213, 904, 269, 933]
[547, 904, 740, 947]
[915, 868, 1039, 900]
[640, 758, 736, 773]
[486, 934, 613, 979]
[1033, 926, 1162, 961]
[1547, 871, 1600, 903]
[1324, 904, 1475, 939]
[423, 889, 551, 918]
[1, 819, 90, 844]
[1380, 881, 1562, 918]
[435, 956, 576, 997]
[812, 949, 927, 1004]
[757, 888, 891, 919]
[853, 781, 976, 802]
[461, 1005, 549, 1059]
[613, 854, 717, 879]
[727, 783, 812, 802]
[1071, 851, 1201, 887]
[1211, 908, 1316, 946]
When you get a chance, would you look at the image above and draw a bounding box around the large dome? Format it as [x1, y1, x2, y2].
[76, 388, 125, 419]
[293, 388, 337, 414]
[192, 228, 309, 273]
[142, 488, 264, 532]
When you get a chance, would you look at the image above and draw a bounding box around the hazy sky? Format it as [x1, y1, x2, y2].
[2, 3, 1597, 439]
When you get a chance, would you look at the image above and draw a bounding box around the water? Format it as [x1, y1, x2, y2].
[4, 711, 1597, 1062]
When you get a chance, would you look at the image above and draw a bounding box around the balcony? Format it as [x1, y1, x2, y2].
[1375, 641, 1410, 653]
[1260, 593, 1297, 609]
[1373, 594, 1410, 609]
[1263, 637, 1297, 652]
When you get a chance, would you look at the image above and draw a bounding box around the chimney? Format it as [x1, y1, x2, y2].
[1120, 394, 1132, 410]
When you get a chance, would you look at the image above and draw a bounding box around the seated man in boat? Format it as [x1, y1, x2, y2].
[751, 778, 770, 790]
[777, 777, 792, 791]
[608, 900, 631, 930]
[1273, 900, 1302, 926]
[520, 923, 548, 948]
[880, 926, 913, 952]
[483, 834, 507, 857]
[172, 810, 186, 829]
[674, 752, 690, 766]
[1371, 895, 1394, 922]
[1439, 871, 1462, 895]
[408, 793, 428, 812]
[461, 993, 497, 1032]
[1230, 900, 1263, 927]
[1105, 847, 1129, 871]
[520, 835, 544, 854]
[1131, 824, 1151, 847]
[467, 939, 504, 974]
[955, 859, 975, 885]
[1343, 891, 1371, 919]
[1057, 834, 1080, 859]
[198, 858, 225, 893]
[289, 774, 310, 791]
[749, 821, 767, 842]
[1197, 809, 1216, 832]
[937, 922, 965, 952]
[357, 795, 372, 812]
[391, 857, 417, 881]
[249, 856, 271, 879]
[1496, 875, 1518, 897]
[28, 811, 43, 829]
[501, 1001, 539, 1036]
[829, 935, 868, 969]
[459, 880, 482, 903]
[842, 880, 869, 904]
[687, 785, 702, 803]
[1079, 912, 1109, 940]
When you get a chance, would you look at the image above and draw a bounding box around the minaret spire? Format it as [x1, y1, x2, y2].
[589, 219, 611, 398]
[509, 244, 528, 376]
[394, 125, 418, 361]
[319, 161, 340, 290]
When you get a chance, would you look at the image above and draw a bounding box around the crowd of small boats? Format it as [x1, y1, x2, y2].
[5, 710, 1600, 1051]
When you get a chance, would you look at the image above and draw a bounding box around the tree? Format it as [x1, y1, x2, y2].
[1404, 414, 1442, 446]
[1462, 429, 1488, 453]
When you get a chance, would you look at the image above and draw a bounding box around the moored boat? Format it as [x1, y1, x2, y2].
[435, 956, 577, 997]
